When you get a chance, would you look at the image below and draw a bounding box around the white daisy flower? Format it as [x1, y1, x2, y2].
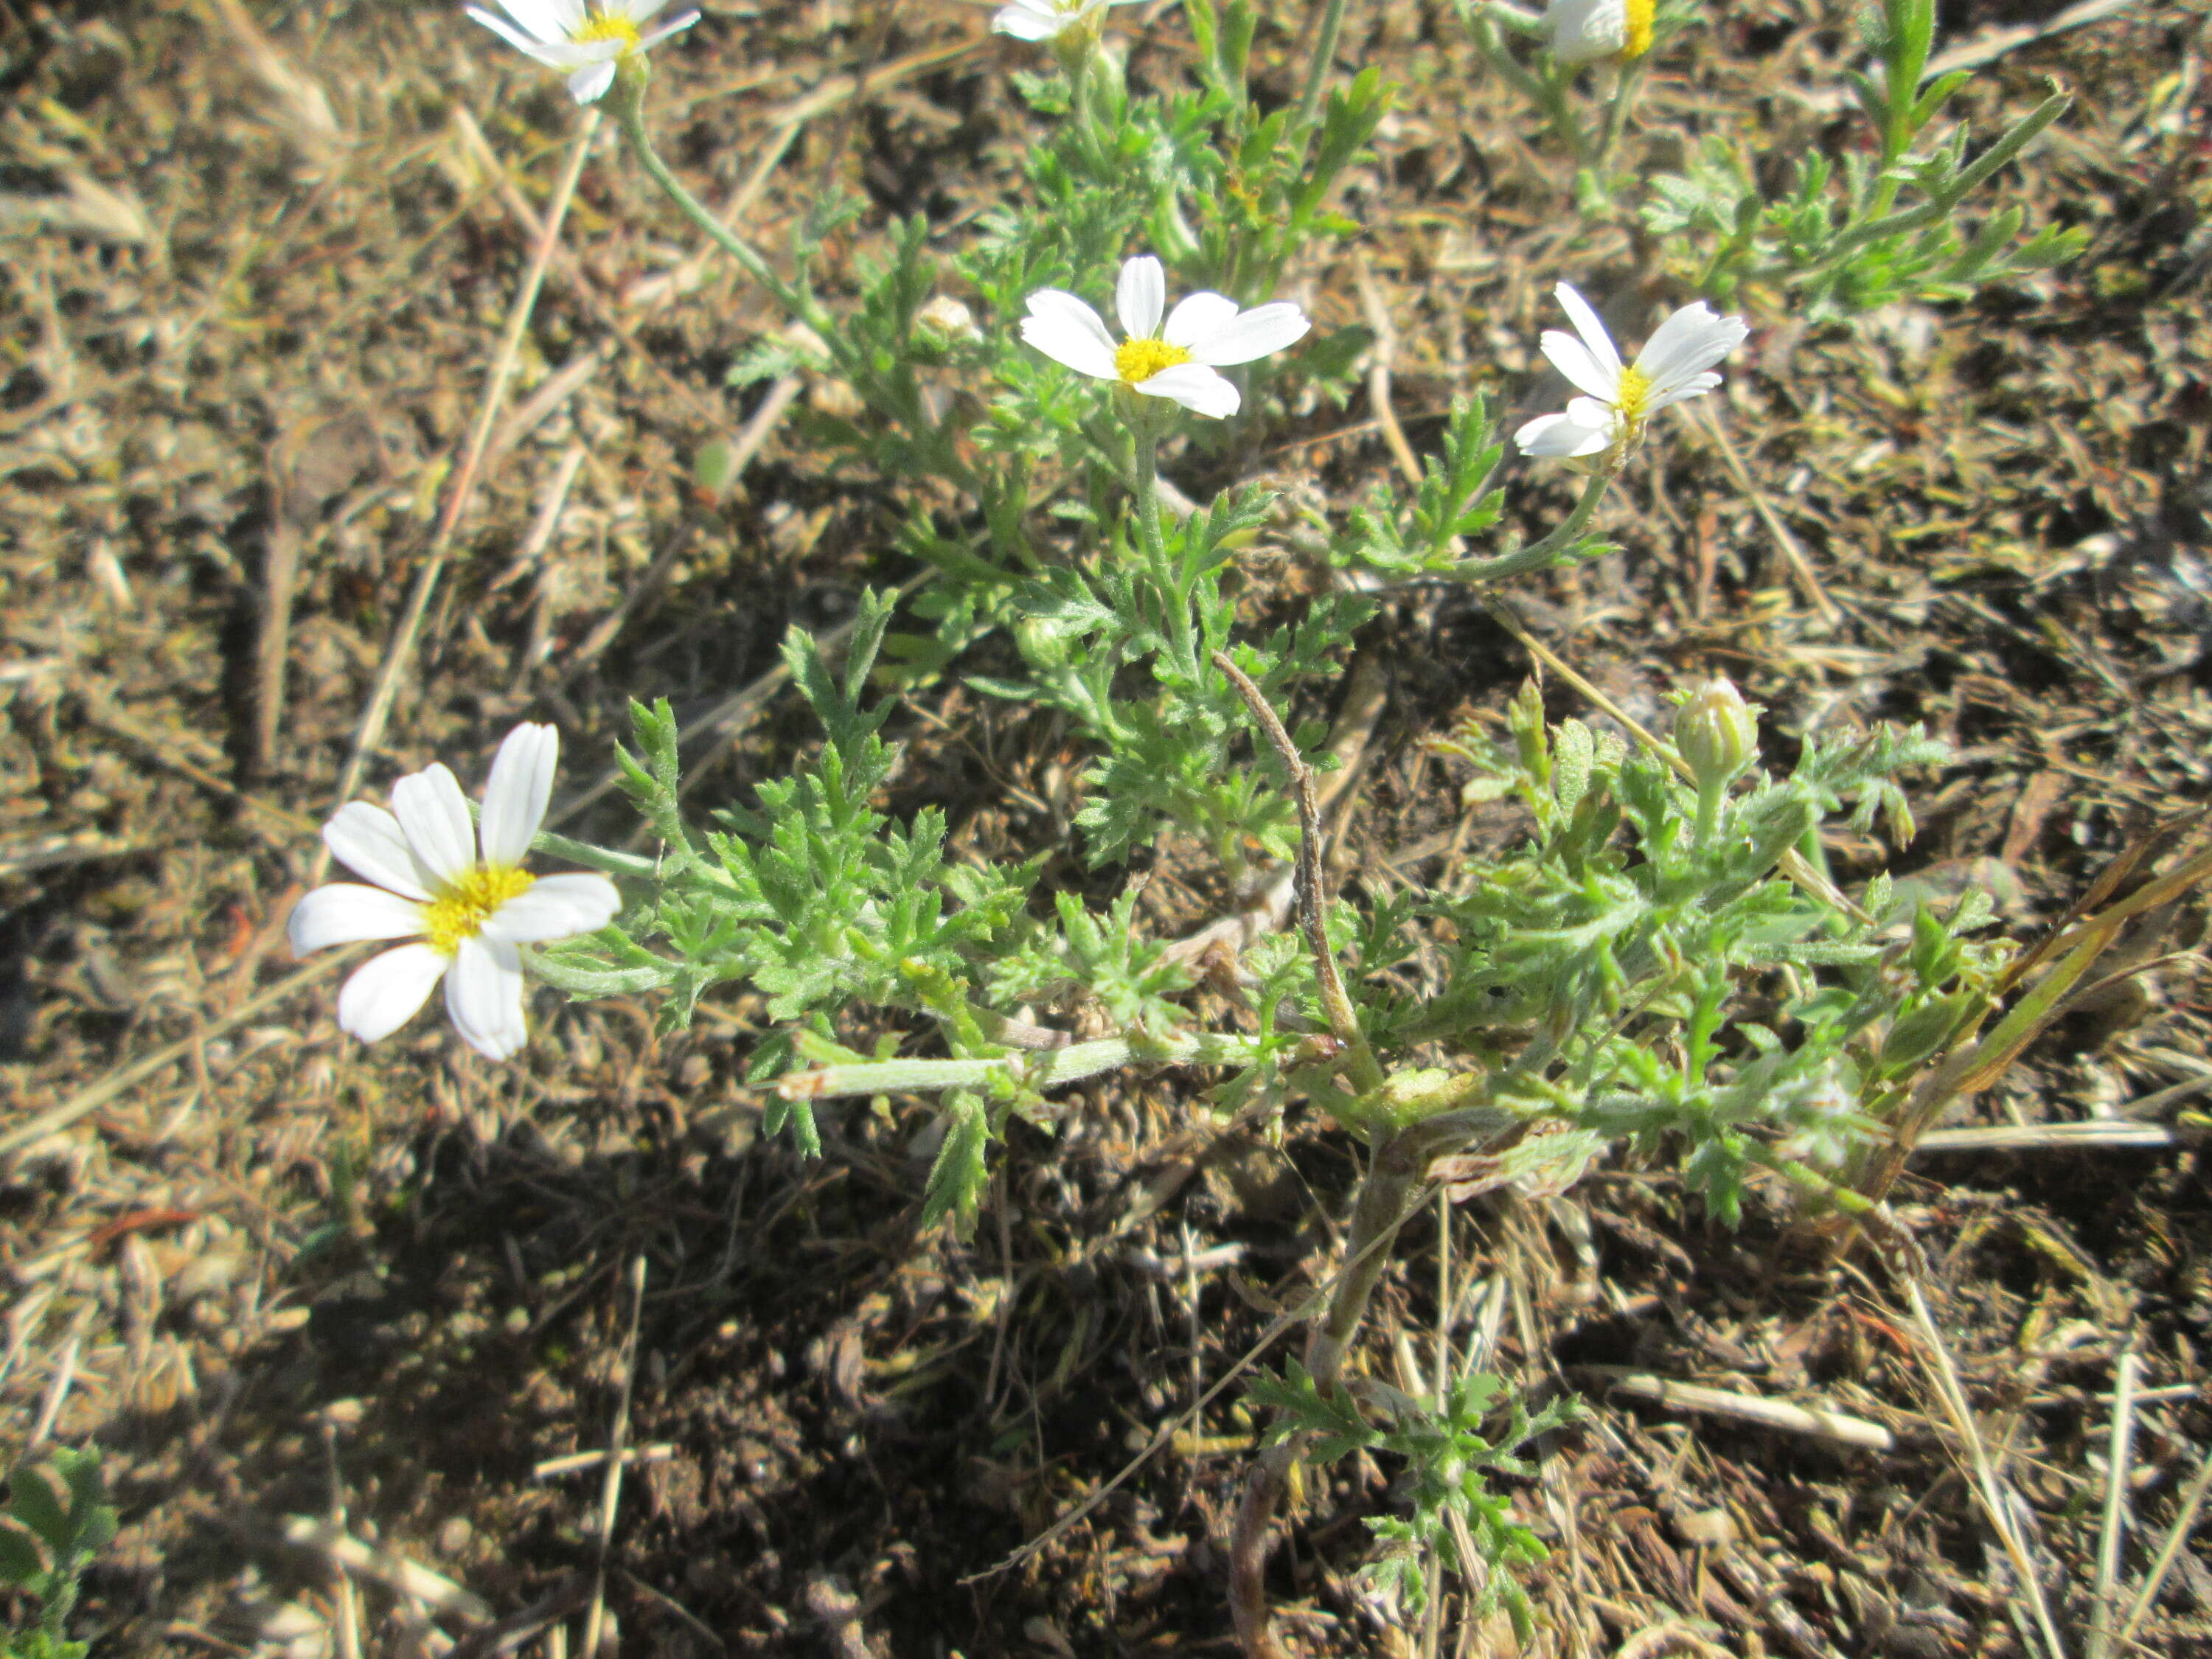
[992, 0, 1140, 43]
[1514, 282, 1748, 465]
[1018, 256, 1310, 420]
[1545, 0, 1652, 63]
[465, 0, 700, 105]
[289, 725, 622, 1061]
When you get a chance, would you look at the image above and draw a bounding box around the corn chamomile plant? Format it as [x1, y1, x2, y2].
[303, 0, 2098, 1644]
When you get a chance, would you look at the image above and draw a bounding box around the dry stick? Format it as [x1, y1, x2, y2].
[255, 484, 305, 779]
[1208, 653, 1519, 1658]
[2086, 1347, 2139, 1659]
[314, 110, 600, 877]
[324, 1419, 364, 1659]
[1161, 655, 1385, 967]
[278, 1517, 494, 1621]
[1688, 401, 1843, 629]
[1352, 254, 1423, 488]
[1901, 1277, 2070, 1659]
[1914, 1121, 2182, 1152]
[581, 1256, 648, 1659]
[0, 954, 347, 1161]
[2112, 1443, 2212, 1652]
[1584, 1370, 1893, 1450]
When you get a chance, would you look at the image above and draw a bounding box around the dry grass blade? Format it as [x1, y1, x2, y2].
[1901, 1277, 2069, 1659]
[2111, 1444, 2212, 1652]
[2084, 1347, 2138, 1659]
[316, 109, 600, 867]
[278, 1517, 493, 1622]
[0, 955, 347, 1162]
[582, 1257, 649, 1659]
[1590, 1371, 1895, 1450]
[1913, 1122, 2183, 1152]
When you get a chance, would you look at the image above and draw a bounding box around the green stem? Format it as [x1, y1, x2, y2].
[612, 69, 832, 338]
[1294, 0, 1350, 137]
[781, 1029, 1265, 1101]
[1592, 55, 1644, 172]
[532, 829, 662, 880]
[1812, 91, 2068, 282]
[1129, 415, 1198, 678]
[1451, 469, 1610, 585]
[1536, 61, 1595, 170]
[1692, 782, 1724, 853]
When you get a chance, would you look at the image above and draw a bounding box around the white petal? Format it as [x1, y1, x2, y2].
[446, 939, 529, 1060]
[323, 803, 436, 902]
[634, 10, 698, 49]
[1116, 257, 1166, 341]
[491, 0, 573, 42]
[1644, 372, 1722, 414]
[390, 763, 477, 886]
[992, 1, 1067, 36]
[1514, 410, 1610, 458]
[1547, 0, 1626, 60]
[290, 885, 427, 955]
[1540, 330, 1621, 404]
[467, 7, 574, 65]
[479, 874, 622, 944]
[335, 945, 448, 1045]
[1020, 291, 1119, 379]
[1183, 301, 1309, 366]
[1135, 363, 1240, 419]
[568, 59, 619, 102]
[1635, 304, 1748, 394]
[1564, 394, 1620, 429]
[1162, 291, 1238, 349]
[481, 723, 558, 868]
[1553, 282, 1623, 380]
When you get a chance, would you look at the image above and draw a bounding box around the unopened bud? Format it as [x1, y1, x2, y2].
[915, 296, 981, 344]
[1674, 677, 1759, 793]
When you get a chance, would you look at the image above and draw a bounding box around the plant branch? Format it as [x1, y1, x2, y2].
[1210, 650, 1385, 1093]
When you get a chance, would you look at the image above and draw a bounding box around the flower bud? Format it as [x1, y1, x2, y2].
[1674, 677, 1759, 793]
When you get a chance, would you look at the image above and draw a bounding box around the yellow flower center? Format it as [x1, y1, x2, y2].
[573, 7, 643, 50]
[422, 865, 535, 958]
[1114, 338, 1192, 385]
[1612, 364, 1652, 428]
[1622, 0, 1653, 58]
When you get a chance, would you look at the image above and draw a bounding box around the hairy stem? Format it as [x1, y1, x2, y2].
[613, 70, 833, 338]
[1294, 0, 1350, 136]
[1210, 650, 1384, 1094]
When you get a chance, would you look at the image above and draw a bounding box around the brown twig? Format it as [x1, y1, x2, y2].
[1352, 253, 1422, 488]
[1208, 649, 1382, 1093]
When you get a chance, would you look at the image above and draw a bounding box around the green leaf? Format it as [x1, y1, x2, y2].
[7, 1468, 70, 1557]
[0, 1516, 48, 1590]
[919, 1093, 991, 1236]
